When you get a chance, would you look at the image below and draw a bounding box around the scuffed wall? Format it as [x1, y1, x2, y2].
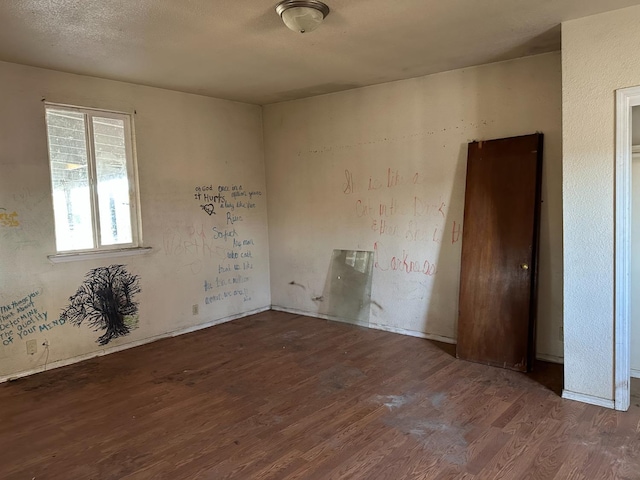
[0, 61, 270, 380]
[263, 53, 563, 359]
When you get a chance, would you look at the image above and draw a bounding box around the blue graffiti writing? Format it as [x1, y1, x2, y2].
[211, 227, 238, 242]
[226, 212, 243, 225]
[0, 290, 63, 346]
[205, 288, 251, 305]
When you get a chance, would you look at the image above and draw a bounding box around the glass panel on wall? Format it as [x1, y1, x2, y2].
[319, 249, 374, 324]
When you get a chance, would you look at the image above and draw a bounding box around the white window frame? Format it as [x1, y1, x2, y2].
[45, 103, 143, 257]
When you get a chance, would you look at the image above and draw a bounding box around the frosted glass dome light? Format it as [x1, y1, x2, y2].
[276, 1, 330, 34]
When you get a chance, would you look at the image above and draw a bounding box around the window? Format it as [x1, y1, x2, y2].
[45, 104, 140, 253]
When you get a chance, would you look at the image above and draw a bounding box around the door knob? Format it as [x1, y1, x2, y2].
[520, 263, 529, 270]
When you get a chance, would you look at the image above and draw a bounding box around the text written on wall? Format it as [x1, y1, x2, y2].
[341, 167, 462, 276]
[193, 184, 262, 220]
[190, 183, 262, 304]
[0, 291, 62, 347]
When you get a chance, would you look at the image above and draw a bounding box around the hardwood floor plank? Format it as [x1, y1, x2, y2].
[1, 311, 639, 479]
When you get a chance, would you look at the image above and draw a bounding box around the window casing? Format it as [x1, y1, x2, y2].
[45, 104, 141, 253]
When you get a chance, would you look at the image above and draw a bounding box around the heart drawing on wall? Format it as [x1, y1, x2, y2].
[201, 204, 215, 215]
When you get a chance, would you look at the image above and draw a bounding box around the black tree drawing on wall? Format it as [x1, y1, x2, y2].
[61, 264, 141, 345]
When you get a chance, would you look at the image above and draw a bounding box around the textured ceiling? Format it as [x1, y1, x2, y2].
[0, 0, 639, 105]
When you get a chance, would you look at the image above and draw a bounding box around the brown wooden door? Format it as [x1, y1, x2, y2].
[456, 133, 543, 372]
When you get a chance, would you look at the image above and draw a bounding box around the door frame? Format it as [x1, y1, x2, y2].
[614, 86, 640, 411]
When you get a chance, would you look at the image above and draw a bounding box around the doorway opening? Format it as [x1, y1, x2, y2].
[614, 86, 640, 411]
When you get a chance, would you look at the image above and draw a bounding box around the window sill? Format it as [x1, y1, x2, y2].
[48, 247, 152, 264]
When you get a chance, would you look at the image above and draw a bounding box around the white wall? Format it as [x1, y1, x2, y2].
[263, 53, 563, 359]
[0, 61, 270, 380]
[562, 5, 640, 404]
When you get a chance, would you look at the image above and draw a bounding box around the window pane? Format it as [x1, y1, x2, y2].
[93, 116, 133, 245]
[46, 109, 94, 251]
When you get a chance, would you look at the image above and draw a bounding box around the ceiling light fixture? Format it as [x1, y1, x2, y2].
[275, 0, 330, 34]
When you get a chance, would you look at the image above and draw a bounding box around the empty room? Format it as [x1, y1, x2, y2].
[1, 1, 640, 478]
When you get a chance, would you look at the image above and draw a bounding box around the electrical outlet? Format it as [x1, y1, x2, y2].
[192, 304, 199, 315]
[559, 326, 564, 342]
[26, 339, 37, 355]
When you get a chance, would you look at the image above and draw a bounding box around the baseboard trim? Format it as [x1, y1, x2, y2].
[270, 306, 567, 361]
[535, 353, 564, 365]
[562, 390, 615, 409]
[9, 304, 563, 384]
[631, 368, 640, 379]
[0, 306, 270, 384]
[271, 305, 370, 328]
[271, 305, 457, 344]
[368, 323, 456, 344]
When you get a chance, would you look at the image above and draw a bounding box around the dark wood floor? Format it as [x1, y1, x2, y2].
[1, 311, 639, 479]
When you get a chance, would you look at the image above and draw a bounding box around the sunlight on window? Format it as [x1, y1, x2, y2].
[45, 105, 139, 253]
[93, 116, 133, 245]
[46, 109, 94, 251]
